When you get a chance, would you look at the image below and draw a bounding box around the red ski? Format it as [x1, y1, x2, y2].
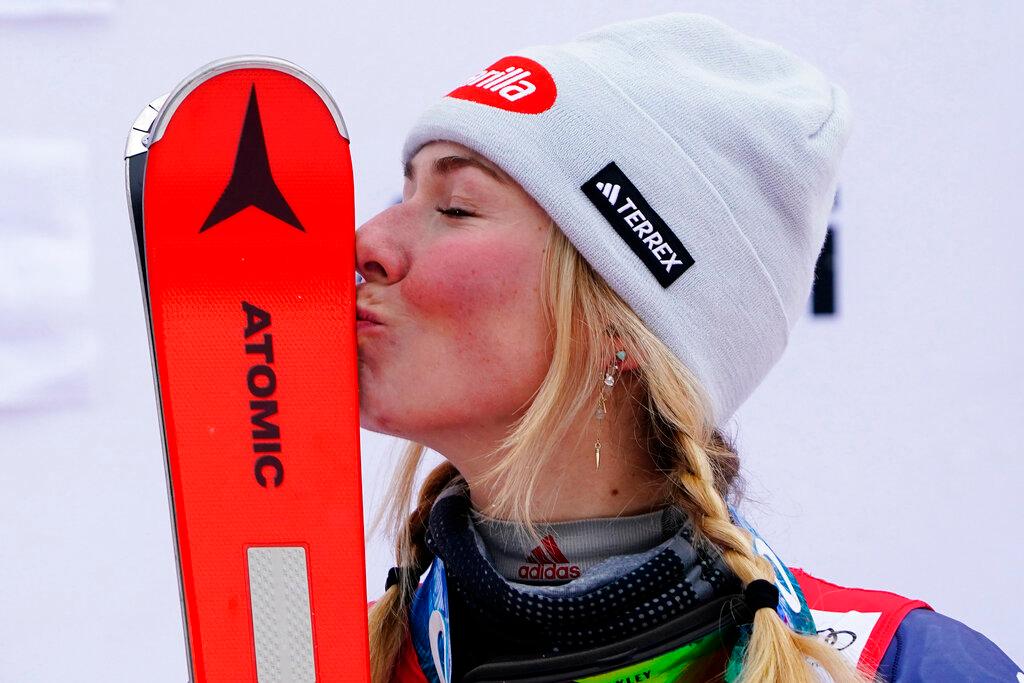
[124, 57, 367, 682]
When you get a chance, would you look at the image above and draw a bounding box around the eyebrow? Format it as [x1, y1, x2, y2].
[403, 154, 509, 185]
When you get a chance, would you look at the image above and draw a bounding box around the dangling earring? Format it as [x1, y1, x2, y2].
[594, 350, 627, 470]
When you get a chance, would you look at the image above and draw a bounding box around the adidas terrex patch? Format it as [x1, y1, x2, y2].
[446, 56, 557, 114]
[582, 162, 695, 288]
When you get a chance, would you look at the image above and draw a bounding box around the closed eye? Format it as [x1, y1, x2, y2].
[436, 206, 476, 219]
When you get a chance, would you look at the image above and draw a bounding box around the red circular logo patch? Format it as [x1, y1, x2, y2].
[446, 55, 556, 115]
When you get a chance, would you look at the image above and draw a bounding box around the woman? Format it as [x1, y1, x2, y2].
[356, 13, 1021, 683]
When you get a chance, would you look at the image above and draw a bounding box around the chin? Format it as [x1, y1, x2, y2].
[359, 403, 407, 441]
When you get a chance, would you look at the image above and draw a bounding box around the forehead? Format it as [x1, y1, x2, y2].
[403, 143, 510, 186]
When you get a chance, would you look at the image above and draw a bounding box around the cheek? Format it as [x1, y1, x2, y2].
[405, 238, 539, 330]
[405, 236, 549, 403]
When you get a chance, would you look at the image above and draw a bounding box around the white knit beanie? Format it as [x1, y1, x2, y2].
[401, 12, 852, 429]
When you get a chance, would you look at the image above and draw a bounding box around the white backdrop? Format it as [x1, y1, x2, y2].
[1, 1, 1021, 680]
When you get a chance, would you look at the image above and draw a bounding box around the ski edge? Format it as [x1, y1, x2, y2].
[122, 91, 199, 683]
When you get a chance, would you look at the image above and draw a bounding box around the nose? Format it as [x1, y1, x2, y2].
[355, 202, 409, 286]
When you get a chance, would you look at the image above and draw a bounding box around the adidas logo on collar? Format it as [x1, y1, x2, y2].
[582, 161, 695, 288]
[517, 534, 582, 583]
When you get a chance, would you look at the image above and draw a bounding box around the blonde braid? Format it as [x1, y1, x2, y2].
[666, 429, 873, 683]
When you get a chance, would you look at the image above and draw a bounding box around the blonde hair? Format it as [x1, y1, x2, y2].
[367, 220, 872, 683]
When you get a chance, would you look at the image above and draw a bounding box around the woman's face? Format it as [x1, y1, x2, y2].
[355, 141, 554, 457]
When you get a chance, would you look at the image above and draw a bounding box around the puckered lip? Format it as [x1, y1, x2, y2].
[355, 305, 384, 324]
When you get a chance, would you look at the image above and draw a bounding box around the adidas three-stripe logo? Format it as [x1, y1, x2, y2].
[596, 181, 621, 206]
[527, 535, 570, 565]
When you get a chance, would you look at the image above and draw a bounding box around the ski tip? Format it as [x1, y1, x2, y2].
[148, 55, 350, 147]
[125, 93, 170, 159]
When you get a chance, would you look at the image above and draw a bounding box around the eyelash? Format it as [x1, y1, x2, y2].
[436, 206, 476, 219]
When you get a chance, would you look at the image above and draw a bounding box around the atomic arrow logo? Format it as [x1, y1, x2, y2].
[200, 84, 304, 233]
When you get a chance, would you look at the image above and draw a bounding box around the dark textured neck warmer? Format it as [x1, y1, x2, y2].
[424, 481, 744, 680]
